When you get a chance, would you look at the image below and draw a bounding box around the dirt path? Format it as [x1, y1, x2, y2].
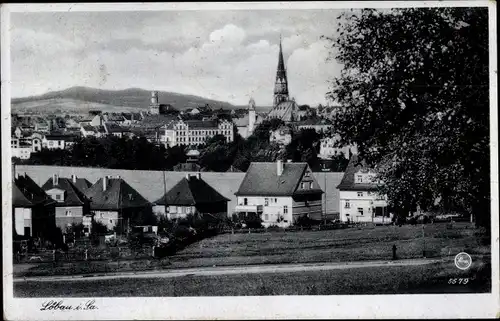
[14, 258, 442, 283]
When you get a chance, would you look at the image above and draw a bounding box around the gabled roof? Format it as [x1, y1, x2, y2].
[105, 122, 130, 133]
[337, 154, 380, 191]
[41, 177, 89, 206]
[235, 162, 323, 196]
[154, 175, 229, 206]
[73, 178, 93, 194]
[85, 177, 150, 210]
[13, 174, 55, 208]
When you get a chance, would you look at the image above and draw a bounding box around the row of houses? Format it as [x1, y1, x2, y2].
[13, 156, 390, 241]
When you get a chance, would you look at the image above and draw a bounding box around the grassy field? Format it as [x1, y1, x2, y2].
[14, 260, 491, 297]
[14, 223, 490, 278]
[168, 222, 489, 268]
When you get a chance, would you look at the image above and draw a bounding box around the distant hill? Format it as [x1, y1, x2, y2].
[11, 86, 237, 112]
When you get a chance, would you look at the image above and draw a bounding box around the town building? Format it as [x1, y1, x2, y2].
[269, 125, 293, 145]
[160, 119, 234, 147]
[84, 176, 152, 232]
[153, 173, 229, 220]
[41, 174, 92, 233]
[42, 133, 79, 150]
[234, 160, 324, 227]
[266, 37, 301, 123]
[80, 125, 107, 138]
[337, 155, 390, 223]
[233, 98, 262, 138]
[318, 135, 356, 160]
[294, 118, 333, 133]
[104, 122, 133, 138]
[12, 173, 56, 239]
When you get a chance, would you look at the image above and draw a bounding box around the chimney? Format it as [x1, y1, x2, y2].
[103, 176, 108, 191]
[71, 174, 77, 183]
[277, 160, 283, 176]
[53, 174, 59, 186]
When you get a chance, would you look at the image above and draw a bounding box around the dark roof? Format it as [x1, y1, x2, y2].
[296, 118, 333, 126]
[337, 155, 380, 191]
[41, 177, 89, 206]
[185, 120, 218, 129]
[45, 134, 77, 141]
[105, 123, 130, 133]
[73, 178, 93, 194]
[13, 174, 55, 208]
[140, 115, 177, 128]
[154, 175, 229, 206]
[235, 162, 323, 196]
[85, 177, 150, 210]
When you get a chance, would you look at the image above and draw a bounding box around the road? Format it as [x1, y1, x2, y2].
[14, 258, 442, 283]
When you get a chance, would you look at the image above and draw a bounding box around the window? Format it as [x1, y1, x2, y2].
[55, 194, 61, 200]
[65, 210, 71, 216]
[358, 208, 364, 216]
[274, 198, 277, 203]
[265, 198, 269, 206]
[357, 192, 364, 197]
[244, 198, 248, 205]
[283, 206, 288, 214]
[345, 201, 351, 209]
[301, 182, 305, 189]
[110, 219, 113, 224]
[265, 214, 269, 221]
[356, 175, 363, 183]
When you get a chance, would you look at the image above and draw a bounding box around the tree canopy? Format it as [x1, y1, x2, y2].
[325, 8, 490, 227]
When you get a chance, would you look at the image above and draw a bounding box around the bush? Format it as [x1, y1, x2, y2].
[296, 215, 314, 227]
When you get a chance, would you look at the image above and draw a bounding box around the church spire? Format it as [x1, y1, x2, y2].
[273, 34, 289, 107]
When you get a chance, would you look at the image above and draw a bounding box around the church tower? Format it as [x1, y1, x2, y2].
[248, 98, 256, 135]
[150, 91, 160, 114]
[273, 35, 289, 107]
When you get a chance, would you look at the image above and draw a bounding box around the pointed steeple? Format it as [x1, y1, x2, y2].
[273, 34, 289, 107]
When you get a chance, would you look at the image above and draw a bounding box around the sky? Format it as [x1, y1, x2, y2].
[10, 9, 345, 106]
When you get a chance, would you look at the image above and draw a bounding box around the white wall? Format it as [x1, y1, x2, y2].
[236, 196, 293, 226]
[14, 207, 32, 236]
[339, 190, 388, 222]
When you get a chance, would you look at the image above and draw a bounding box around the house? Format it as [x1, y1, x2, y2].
[33, 117, 51, 132]
[270, 125, 293, 145]
[41, 174, 93, 234]
[336, 155, 389, 223]
[153, 173, 229, 220]
[12, 142, 32, 160]
[42, 133, 79, 150]
[12, 173, 56, 239]
[103, 113, 127, 125]
[234, 160, 324, 227]
[84, 176, 152, 232]
[31, 132, 43, 152]
[80, 125, 106, 138]
[104, 122, 133, 138]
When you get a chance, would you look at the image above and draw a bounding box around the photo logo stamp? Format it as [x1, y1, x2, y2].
[454, 252, 472, 270]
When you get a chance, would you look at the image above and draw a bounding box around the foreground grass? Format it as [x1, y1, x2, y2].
[14, 223, 489, 277]
[14, 260, 491, 297]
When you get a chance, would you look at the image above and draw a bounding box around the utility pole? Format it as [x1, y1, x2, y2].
[323, 172, 327, 225]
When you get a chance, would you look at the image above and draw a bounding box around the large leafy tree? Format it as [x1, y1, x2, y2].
[325, 8, 490, 227]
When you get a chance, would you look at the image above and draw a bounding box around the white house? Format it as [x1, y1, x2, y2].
[234, 160, 324, 228]
[337, 155, 390, 223]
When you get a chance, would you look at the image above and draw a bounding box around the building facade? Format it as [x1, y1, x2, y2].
[337, 155, 390, 223]
[234, 161, 324, 227]
[160, 119, 234, 147]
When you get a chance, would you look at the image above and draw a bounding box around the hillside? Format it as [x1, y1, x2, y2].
[11, 86, 237, 112]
